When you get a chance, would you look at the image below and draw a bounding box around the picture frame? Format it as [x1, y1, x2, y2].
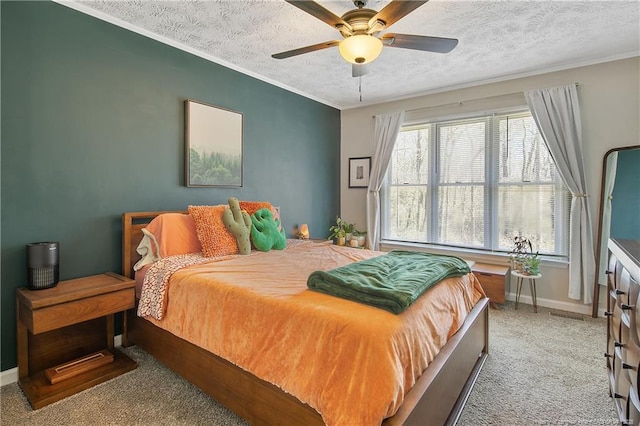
[348, 157, 371, 188]
[185, 99, 243, 187]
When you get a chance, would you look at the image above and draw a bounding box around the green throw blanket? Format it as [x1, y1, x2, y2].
[307, 250, 470, 314]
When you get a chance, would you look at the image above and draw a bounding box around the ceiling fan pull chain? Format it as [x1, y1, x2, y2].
[359, 76, 362, 102]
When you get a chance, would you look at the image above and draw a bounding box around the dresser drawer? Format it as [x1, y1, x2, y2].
[629, 388, 640, 426]
[613, 304, 623, 344]
[20, 289, 135, 334]
[615, 353, 632, 399]
[625, 340, 640, 397]
[608, 331, 616, 369]
[608, 253, 619, 289]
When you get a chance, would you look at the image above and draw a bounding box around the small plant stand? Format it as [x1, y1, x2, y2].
[512, 270, 542, 313]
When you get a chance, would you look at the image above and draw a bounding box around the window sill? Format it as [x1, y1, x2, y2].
[378, 240, 569, 269]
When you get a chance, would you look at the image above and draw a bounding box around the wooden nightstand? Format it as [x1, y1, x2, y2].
[472, 263, 509, 309]
[16, 272, 137, 409]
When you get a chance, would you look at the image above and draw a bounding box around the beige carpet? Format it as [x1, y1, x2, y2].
[1, 302, 618, 425]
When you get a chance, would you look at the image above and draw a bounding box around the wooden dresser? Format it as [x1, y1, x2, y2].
[606, 238, 640, 424]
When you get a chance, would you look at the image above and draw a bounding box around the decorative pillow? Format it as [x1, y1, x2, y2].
[148, 213, 201, 257]
[222, 197, 252, 255]
[251, 208, 287, 252]
[188, 205, 239, 257]
[133, 213, 201, 271]
[239, 200, 272, 216]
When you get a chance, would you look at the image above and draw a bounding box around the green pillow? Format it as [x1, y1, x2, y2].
[222, 197, 252, 255]
[251, 208, 286, 252]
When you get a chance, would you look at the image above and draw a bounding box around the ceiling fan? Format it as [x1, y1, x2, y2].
[272, 0, 458, 77]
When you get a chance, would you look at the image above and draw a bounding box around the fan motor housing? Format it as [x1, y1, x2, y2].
[342, 8, 378, 33]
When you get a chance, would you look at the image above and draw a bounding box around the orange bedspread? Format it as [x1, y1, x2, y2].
[141, 241, 484, 425]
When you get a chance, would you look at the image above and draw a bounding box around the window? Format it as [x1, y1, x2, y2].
[381, 110, 569, 257]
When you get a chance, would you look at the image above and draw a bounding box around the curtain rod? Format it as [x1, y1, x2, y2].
[373, 83, 580, 118]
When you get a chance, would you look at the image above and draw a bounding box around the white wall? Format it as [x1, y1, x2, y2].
[340, 57, 640, 314]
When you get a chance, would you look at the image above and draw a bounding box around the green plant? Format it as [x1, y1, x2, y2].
[343, 222, 355, 235]
[524, 253, 541, 274]
[526, 254, 540, 267]
[328, 217, 347, 240]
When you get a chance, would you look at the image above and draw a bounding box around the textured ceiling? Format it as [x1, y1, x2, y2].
[65, 0, 639, 109]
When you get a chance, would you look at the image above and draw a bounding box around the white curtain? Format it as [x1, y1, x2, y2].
[524, 84, 595, 303]
[366, 111, 405, 250]
[598, 152, 618, 285]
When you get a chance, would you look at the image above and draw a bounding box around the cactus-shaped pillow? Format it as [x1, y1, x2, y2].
[222, 197, 252, 255]
[251, 208, 286, 252]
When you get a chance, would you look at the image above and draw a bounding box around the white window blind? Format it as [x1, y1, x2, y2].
[381, 110, 570, 257]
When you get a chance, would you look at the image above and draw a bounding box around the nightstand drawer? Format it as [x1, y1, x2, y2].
[21, 289, 134, 334]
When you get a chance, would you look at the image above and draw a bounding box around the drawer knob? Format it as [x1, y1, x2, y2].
[623, 363, 635, 370]
[605, 352, 613, 358]
[606, 270, 613, 275]
[621, 304, 634, 311]
[614, 392, 626, 400]
[605, 311, 613, 317]
[616, 289, 626, 295]
[615, 341, 624, 348]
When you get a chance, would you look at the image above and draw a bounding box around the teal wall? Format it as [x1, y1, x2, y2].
[611, 148, 640, 240]
[1, 1, 340, 371]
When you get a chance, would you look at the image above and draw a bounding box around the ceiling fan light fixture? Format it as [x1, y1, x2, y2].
[338, 34, 383, 64]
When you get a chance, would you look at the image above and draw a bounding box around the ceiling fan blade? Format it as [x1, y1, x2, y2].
[285, 1, 351, 30]
[381, 33, 458, 53]
[272, 40, 340, 59]
[352, 63, 370, 78]
[369, 0, 428, 29]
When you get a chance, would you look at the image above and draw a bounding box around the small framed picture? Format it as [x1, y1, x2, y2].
[349, 157, 371, 188]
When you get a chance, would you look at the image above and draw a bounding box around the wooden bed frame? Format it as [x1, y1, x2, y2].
[122, 211, 489, 425]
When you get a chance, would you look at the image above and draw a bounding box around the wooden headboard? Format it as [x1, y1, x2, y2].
[121, 211, 186, 278]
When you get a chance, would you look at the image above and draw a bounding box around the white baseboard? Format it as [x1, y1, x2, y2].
[1, 334, 124, 387]
[505, 292, 600, 317]
[1, 367, 18, 387]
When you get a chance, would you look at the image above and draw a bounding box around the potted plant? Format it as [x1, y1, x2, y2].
[343, 222, 355, 242]
[352, 229, 367, 247]
[508, 236, 532, 272]
[524, 253, 541, 275]
[328, 217, 347, 246]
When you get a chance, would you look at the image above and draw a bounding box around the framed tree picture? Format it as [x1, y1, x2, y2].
[349, 157, 371, 188]
[185, 99, 243, 187]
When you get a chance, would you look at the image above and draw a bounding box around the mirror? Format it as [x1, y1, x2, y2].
[592, 145, 640, 317]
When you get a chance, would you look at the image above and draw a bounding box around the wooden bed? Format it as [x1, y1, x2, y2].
[122, 211, 489, 426]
